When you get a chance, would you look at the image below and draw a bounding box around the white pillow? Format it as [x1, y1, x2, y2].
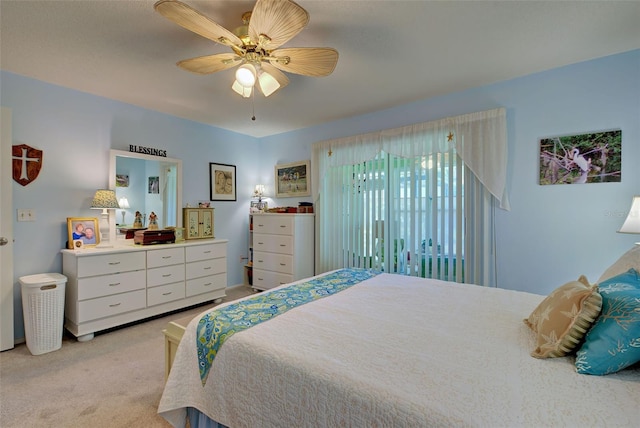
[597, 245, 640, 283]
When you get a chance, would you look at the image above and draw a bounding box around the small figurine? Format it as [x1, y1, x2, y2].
[148, 212, 158, 230]
[133, 211, 143, 228]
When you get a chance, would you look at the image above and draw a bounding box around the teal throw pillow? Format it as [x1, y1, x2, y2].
[575, 268, 640, 375]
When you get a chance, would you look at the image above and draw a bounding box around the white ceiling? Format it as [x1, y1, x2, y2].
[2, 1, 639, 138]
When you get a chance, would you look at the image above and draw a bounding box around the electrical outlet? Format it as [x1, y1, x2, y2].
[17, 209, 36, 222]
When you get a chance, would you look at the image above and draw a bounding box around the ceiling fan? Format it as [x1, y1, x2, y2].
[154, 0, 339, 98]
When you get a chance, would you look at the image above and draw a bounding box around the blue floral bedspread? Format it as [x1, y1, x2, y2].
[196, 268, 381, 385]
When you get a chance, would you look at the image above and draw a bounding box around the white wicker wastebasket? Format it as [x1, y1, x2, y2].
[20, 273, 67, 356]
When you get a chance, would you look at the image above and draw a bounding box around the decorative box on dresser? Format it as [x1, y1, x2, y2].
[251, 213, 314, 291]
[62, 239, 227, 342]
[183, 207, 214, 239]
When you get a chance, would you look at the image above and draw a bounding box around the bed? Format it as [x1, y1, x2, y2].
[158, 249, 640, 427]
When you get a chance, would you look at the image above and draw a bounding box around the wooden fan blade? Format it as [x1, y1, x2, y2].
[154, 0, 242, 47]
[177, 53, 242, 74]
[268, 47, 338, 77]
[248, 0, 309, 50]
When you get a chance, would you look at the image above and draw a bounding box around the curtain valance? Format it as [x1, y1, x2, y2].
[312, 107, 509, 210]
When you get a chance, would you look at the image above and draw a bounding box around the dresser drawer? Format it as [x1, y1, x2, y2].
[186, 273, 227, 297]
[77, 270, 146, 301]
[147, 247, 184, 268]
[253, 234, 293, 255]
[253, 251, 293, 274]
[253, 269, 293, 290]
[77, 252, 145, 278]
[253, 215, 293, 235]
[77, 289, 146, 322]
[186, 258, 226, 280]
[186, 243, 226, 262]
[147, 282, 185, 307]
[147, 264, 185, 287]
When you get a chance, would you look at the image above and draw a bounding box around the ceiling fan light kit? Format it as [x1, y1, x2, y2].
[154, 0, 338, 98]
[232, 80, 253, 98]
[236, 64, 257, 87]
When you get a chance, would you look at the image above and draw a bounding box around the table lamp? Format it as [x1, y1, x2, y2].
[118, 197, 130, 225]
[91, 189, 120, 248]
[253, 184, 265, 202]
[618, 195, 640, 245]
[252, 184, 268, 212]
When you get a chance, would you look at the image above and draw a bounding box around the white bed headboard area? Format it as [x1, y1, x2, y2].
[598, 245, 640, 283]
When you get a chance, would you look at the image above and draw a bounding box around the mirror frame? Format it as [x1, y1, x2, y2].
[108, 149, 183, 236]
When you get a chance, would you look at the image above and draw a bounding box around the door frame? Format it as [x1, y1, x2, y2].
[1, 106, 14, 351]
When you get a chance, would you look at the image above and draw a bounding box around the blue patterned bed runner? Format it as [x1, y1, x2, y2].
[196, 268, 381, 385]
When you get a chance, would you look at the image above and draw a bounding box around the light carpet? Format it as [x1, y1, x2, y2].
[0, 285, 254, 428]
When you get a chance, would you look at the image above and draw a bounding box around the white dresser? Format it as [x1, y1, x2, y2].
[62, 239, 227, 341]
[252, 213, 314, 291]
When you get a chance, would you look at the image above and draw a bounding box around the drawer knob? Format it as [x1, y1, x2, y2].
[203, 283, 212, 287]
[258, 242, 264, 245]
[162, 256, 172, 259]
[279, 244, 286, 247]
[108, 282, 121, 287]
[109, 303, 121, 308]
[204, 266, 211, 270]
[108, 261, 121, 266]
[280, 263, 286, 266]
[162, 292, 172, 296]
[203, 250, 211, 254]
[162, 274, 172, 277]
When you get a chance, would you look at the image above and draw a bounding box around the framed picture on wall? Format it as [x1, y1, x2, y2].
[148, 176, 159, 194]
[115, 174, 129, 187]
[539, 129, 621, 185]
[209, 162, 237, 201]
[66, 217, 99, 249]
[275, 160, 311, 197]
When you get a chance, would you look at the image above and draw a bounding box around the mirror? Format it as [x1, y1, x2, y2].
[108, 149, 182, 232]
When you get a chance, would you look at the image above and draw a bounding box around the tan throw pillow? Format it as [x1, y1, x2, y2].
[524, 275, 602, 358]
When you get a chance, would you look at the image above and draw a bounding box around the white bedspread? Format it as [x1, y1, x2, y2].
[158, 272, 640, 427]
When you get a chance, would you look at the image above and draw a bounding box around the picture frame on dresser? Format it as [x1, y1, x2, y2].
[275, 160, 311, 197]
[209, 162, 236, 201]
[66, 217, 100, 249]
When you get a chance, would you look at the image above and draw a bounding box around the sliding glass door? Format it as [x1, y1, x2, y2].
[327, 148, 465, 281]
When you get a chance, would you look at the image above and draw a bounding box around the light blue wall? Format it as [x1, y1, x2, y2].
[2, 49, 639, 341]
[261, 49, 639, 293]
[2, 73, 259, 340]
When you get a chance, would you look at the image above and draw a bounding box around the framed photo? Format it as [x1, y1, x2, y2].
[115, 174, 129, 187]
[148, 176, 159, 194]
[250, 200, 268, 213]
[275, 160, 311, 197]
[210, 162, 236, 201]
[539, 129, 621, 185]
[66, 217, 99, 249]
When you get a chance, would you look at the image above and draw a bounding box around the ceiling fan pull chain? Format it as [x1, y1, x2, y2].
[251, 90, 256, 121]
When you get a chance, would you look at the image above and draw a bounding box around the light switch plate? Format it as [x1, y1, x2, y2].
[17, 209, 36, 222]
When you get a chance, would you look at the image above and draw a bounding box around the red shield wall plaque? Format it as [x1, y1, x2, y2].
[12, 144, 43, 186]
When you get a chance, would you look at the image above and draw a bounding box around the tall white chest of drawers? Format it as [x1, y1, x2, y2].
[252, 213, 314, 291]
[62, 239, 227, 341]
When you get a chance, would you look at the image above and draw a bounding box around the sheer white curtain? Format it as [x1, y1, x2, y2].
[311, 108, 507, 287]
